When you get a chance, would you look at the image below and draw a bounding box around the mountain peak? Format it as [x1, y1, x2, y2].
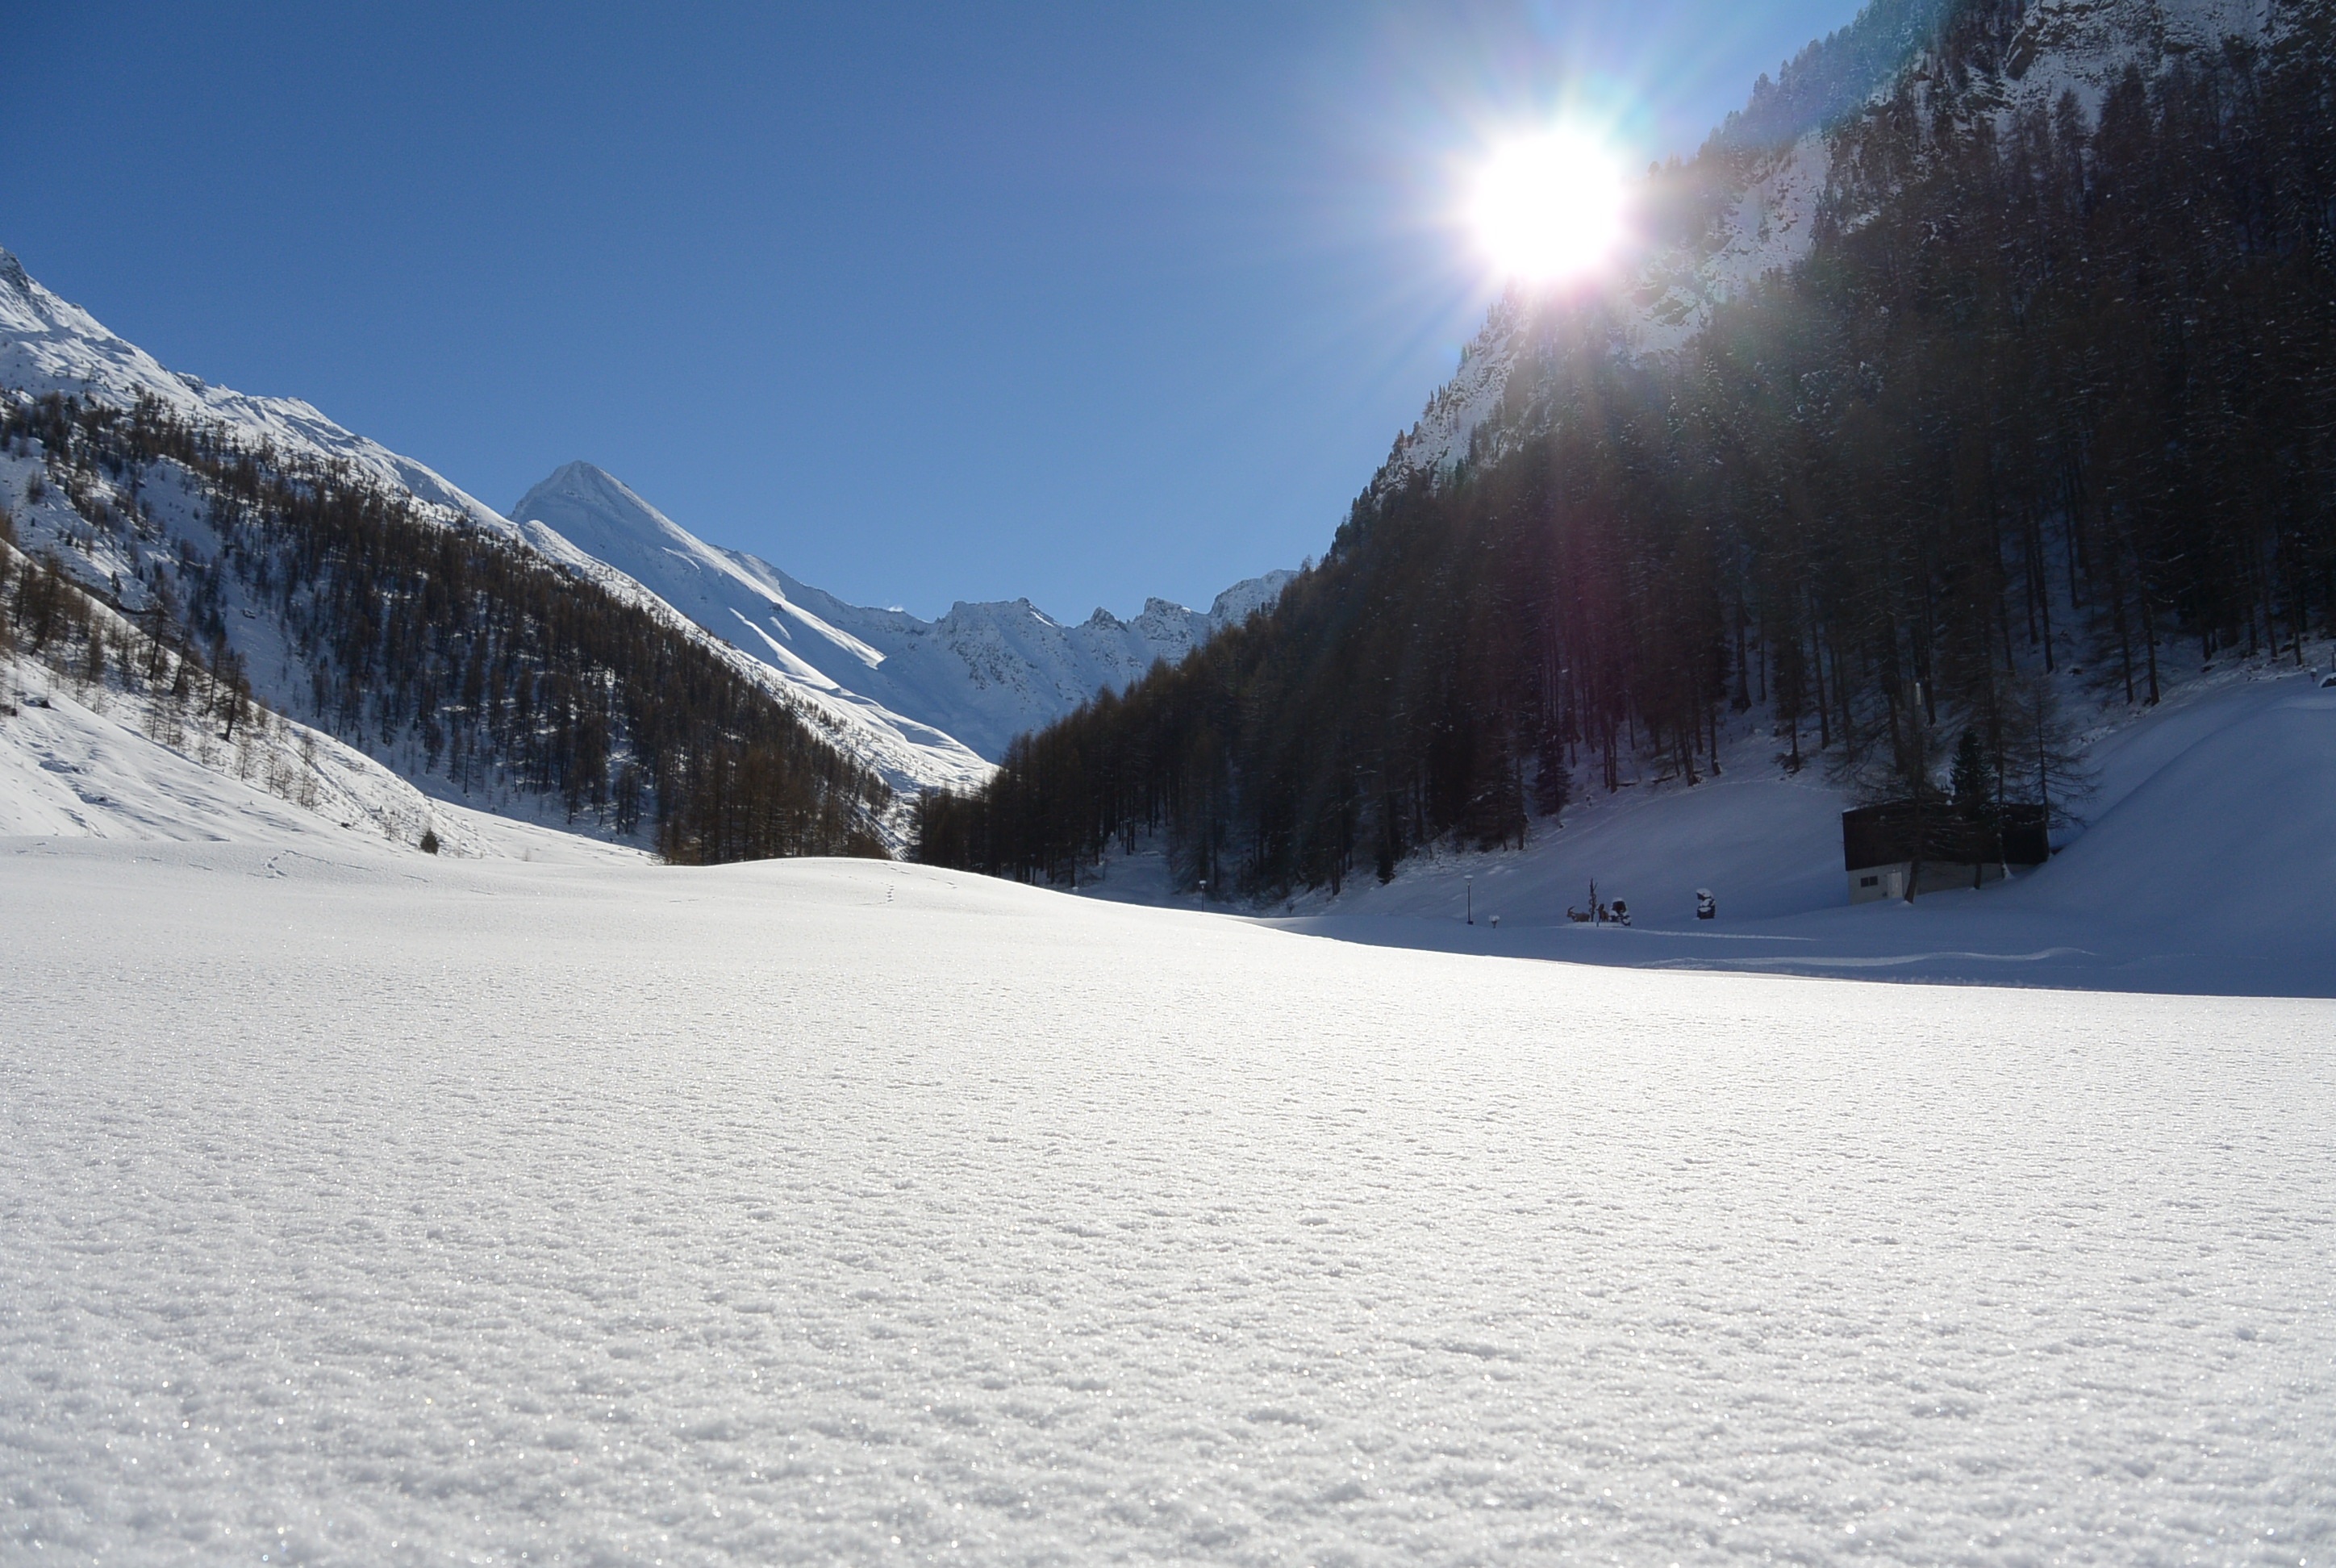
[514, 461, 649, 521]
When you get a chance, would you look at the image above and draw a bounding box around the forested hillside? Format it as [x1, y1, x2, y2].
[917, 0, 2336, 895]
[3, 394, 891, 861]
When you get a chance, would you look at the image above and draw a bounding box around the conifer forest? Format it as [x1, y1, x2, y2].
[917, 0, 2336, 896]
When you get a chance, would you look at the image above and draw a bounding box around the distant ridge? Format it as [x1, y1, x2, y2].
[511, 461, 1293, 768]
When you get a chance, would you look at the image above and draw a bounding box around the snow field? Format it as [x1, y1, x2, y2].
[0, 615, 473, 859]
[3, 844, 2331, 1565]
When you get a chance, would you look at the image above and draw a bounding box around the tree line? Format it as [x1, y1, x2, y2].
[917, 0, 2336, 895]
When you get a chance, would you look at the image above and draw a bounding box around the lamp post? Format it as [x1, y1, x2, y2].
[1465, 874, 1474, 926]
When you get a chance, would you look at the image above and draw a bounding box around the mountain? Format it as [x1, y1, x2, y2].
[0, 249, 511, 534]
[1379, 0, 2289, 494]
[0, 248, 1291, 851]
[509, 461, 1294, 765]
[2, 255, 895, 858]
[917, 0, 2334, 896]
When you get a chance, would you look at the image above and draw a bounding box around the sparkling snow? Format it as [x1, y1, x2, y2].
[5, 843, 2330, 1565]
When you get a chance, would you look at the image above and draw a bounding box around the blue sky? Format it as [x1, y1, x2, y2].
[5, 2, 1858, 620]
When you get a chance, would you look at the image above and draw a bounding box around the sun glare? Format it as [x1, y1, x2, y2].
[1469, 128, 1629, 286]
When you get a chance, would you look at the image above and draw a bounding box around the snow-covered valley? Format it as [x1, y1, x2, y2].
[6, 0, 2333, 1560]
[5, 838, 2332, 1565]
[12, 595, 2333, 999]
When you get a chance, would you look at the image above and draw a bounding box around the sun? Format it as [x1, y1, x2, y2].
[1468, 127, 1630, 286]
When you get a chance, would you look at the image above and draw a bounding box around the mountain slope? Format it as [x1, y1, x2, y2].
[1, 248, 1293, 840]
[920, 0, 2334, 901]
[0, 250, 511, 535]
[1262, 664, 2336, 995]
[2, 266, 896, 860]
[511, 461, 1294, 764]
[1379, 0, 2294, 495]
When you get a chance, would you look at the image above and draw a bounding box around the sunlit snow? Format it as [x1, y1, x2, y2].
[4, 840, 2330, 1563]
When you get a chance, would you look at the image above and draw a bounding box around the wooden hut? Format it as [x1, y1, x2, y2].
[1842, 801, 2050, 903]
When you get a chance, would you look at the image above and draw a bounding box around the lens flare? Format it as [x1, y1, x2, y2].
[1469, 127, 1629, 286]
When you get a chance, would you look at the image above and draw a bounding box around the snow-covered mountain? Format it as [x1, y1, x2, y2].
[0, 250, 512, 536]
[1377, 0, 2287, 494]
[0, 248, 1288, 826]
[2, 248, 921, 848]
[511, 461, 1294, 763]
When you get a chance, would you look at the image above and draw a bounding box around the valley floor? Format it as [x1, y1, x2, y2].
[4, 840, 2332, 1565]
[1082, 665, 2336, 997]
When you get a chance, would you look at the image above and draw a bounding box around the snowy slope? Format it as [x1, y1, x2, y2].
[1254, 663, 2336, 995]
[512, 461, 1294, 762]
[1992, 0, 2279, 107]
[1377, 0, 2288, 493]
[5, 841, 2332, 1562]
[0, 668, 644, 866]
[0, 418, 917, 849]
[0, 655, 453, 851]
[0, 532, 644, 864]
[0, 249, 511, 536]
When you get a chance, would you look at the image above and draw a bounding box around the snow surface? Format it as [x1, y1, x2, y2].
[4, 840, 2333, 1564]
[1248, 667, 2336, 997]
[511, 462, 1295, 767]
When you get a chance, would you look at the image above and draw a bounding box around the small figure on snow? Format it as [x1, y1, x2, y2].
[1696, 888, 1716, 921]
[1611, 899, 1630, 927]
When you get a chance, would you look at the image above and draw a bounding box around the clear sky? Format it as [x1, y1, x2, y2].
[5, 2, 1858, 621]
